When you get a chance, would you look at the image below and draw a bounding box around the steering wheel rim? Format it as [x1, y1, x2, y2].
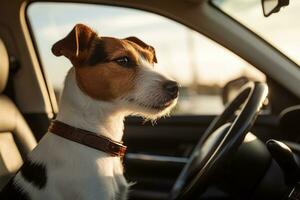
[170, 82, 268, 200]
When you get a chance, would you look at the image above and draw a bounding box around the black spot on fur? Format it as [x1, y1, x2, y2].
[88, 40, 108, 65]
[20, 160, 47, 189]
[0, 179, 30, 200]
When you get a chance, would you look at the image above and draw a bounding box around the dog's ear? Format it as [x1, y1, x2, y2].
[52, 24, 97, 66]
[125, 36, 157, 63]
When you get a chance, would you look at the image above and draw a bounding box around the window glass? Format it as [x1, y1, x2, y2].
[212, 0, 300, 68]
[27, 2, 265, 115]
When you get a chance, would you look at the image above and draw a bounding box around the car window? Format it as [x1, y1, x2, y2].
[27, 2, 265, 115]
[211, 0, 300, 68]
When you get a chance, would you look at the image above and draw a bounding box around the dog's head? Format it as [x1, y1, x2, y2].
[52, 24, 178, 119]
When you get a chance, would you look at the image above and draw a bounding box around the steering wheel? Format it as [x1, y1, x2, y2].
[169, 82, 268, 200]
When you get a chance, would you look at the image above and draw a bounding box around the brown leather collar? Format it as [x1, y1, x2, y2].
[48, 120, 127, 157]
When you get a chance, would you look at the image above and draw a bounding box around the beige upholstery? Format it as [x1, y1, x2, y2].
[0, 39, 8, 93]
[0, 133, 23, 187]
[0, 38, 37, 189]
[0, 133, 23, 173]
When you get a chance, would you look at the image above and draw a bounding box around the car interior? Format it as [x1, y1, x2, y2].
[0, 0, 300, 199]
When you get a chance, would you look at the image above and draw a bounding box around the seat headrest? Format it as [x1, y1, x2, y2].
[0, 39, 9, 93]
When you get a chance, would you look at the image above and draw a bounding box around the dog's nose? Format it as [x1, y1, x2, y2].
[163, 81, 179, 99]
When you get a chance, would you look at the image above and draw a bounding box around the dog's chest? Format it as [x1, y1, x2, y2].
[16, 133, 130, 200]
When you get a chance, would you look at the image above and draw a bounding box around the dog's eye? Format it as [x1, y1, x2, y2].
[115, 57, 132, 67]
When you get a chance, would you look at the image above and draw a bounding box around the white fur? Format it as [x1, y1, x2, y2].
[14, 55, 177, 200]
[120, 57, 177, 120]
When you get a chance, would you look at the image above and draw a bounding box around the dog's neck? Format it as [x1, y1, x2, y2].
[56, 68, 126, 142]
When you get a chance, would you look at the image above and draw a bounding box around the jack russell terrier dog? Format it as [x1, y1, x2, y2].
[0, 24, 178, 200]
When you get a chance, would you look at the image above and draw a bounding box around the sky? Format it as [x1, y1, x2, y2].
[27, 0, 299, 90]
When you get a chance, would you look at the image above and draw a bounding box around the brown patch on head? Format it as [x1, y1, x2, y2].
[52, 24, 158, 101]
[75, 61, 137, 101]
[76, 37, 140, 101]
[76, 36, 158, 101]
